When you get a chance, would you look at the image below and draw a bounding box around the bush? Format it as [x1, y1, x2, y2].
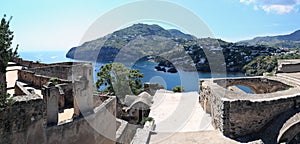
[140, 117, 153, 125]
[172, 86, 184, 92]
[49, 77, 59, 85]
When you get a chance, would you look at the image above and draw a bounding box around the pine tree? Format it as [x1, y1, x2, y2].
[0, 14, 18, 107]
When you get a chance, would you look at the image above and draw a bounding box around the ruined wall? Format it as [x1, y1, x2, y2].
[29, 65, 72, 80]
[14, 82, 30, 96]
[13, 57, 79, 68]
[93, 94, 109, 108]
[200, 80, 300, 138]
[0, 95, 44, 144]
[226, 96, 300, 138]
[144, 83, 164, 96]
[18, 70, 71, 88]
[13, 57, 48, 68]
[116, 119, 140, 144]
[0, 95, 117, 144]
[55, 83, 73, 108]
[214, 78, 290, 94]
[46, 97, 116, 144]
[199, 83, 227, 132]
[279, 64, 300, 73]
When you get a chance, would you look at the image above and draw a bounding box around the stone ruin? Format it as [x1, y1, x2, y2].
[2, 58, 161, 144]
[199, 75, 300, 143]
[1, 60, 117, 144]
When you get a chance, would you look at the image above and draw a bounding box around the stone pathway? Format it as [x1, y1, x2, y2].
[149, 90, 220, 143]
[150, 131, 239, 144]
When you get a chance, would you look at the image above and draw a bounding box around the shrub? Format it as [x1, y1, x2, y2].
[172, 86, 184, 92]
[49, 77, 59, 85]
[140, 117, 153, 125]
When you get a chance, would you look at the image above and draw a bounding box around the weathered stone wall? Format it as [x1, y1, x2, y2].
[0, 95, 117, 144]
[14, 82, 30, 96]
[13, 57, 80, 68]
[214, 78, 290, 94]
[29, 65, 72, 80]
[0, 95, 44, 144]
[13, 57, 48, 68]
[279, 64, 300, 73]
[116, 119, 140, 144]
[93, 94, 109, 108]
[226, 96, 300, 138]
[18, 70, 71, 88]
[199, 78, 300, 139]
[278, 59, 300, 73]
[144, 83, 164, 96]
[45, 97, 117, 144]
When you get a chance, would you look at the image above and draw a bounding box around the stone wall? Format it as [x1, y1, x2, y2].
[226, 96, 300, 138]
[0, 95, 44, 144]
[93, 94, 109, 108]
[13, 57, 48, 68]
[279, 64, 300, 73]
[199, 78, 300, 139]
[214, 78, 290, 94]
[278, 59, 300, 73]
[14, 82, 30, 96]
[144, 83, 165, 96]
[45, 97, 117, 144]
[116, 118, 140, 144]
[13, 57, 80, 68]
[0, 95, 117, 144]
[18, 70, 71, 88]
[29, 65, 72, 80]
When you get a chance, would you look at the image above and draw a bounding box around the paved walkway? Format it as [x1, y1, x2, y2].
[150, 131, 238, 144]
[149, 90, 216, 143]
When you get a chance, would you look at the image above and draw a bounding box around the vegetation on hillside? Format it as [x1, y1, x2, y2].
[240, 30, 300, 49]
[243, 54, 300, 76]
[67, 23, 300, 76]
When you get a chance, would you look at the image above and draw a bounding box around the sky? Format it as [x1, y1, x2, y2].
[1, 0, 300, 52]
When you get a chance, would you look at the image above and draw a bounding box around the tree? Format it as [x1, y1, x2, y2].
[0, 15, 18, 107]
[172, 86, 184, 93]
[96, 63, 144, 100]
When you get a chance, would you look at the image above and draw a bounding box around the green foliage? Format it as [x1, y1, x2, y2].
[172, 86, 184, 93]
[266, 72, 275, 76]
[49, 77, 59, 85]
[96, 63, 144, 97]
[0, 15, 18, 73]
[243, 54, 300, 76]
[0, 14, 18, 107]
[140, 116, 154, 125]
[0, 85, 15, 108]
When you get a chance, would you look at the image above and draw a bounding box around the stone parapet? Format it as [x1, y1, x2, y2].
[199, 76, 300, 139]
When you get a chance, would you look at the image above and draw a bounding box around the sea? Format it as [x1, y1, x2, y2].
[19, 51, 246, 92]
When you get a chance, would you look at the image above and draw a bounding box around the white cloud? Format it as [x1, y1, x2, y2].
[240, 0, 256, 5]
[261, 5, 295, 14]
[253, 5, 259, 11]
[240, 0, 300, 14]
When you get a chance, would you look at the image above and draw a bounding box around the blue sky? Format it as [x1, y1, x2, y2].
[1, 0, 300, 51]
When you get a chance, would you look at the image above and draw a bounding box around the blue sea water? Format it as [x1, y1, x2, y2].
[19, 51, 245, 91]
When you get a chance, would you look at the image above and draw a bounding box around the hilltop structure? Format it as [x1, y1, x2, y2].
[199, 59, 300, 143]
[2, 57, 300, 144]
[2, 58, 158, 144]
